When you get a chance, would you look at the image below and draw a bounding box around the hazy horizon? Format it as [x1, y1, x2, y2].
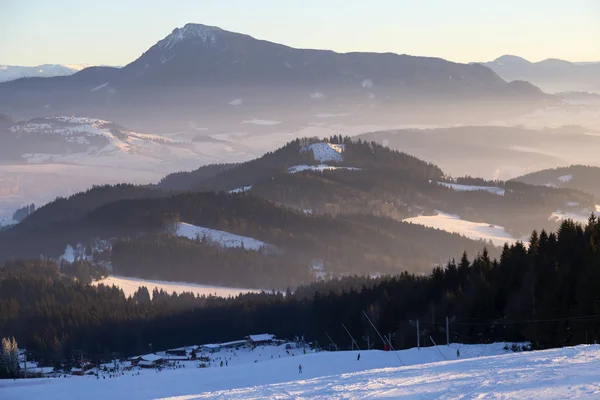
[2, 0, 599, 66]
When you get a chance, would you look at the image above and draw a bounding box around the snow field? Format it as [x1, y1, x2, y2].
[183, 345, 600, 399]
[174, 222, 272, 251]
[438, 182, 505, 196]
[301, 142, 345, 162]
[404, 211, 517, 246]
[287, 164, 360, 174]
[228, 185, 252, 193]
[91, 275, 260, 299]
[558, 174, 573, 183]
[0, 342, 536, 400]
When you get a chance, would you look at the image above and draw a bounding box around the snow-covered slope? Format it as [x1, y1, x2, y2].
[5, 343, 596, 400]
[301, 142, 344, 162]
[439, 182, 505, 196]
[404, 211, 517, 246]
[92, 275, 259, 298]
[174, 222, 274, 251]
[288, 164, 360, 174]
[6, 116, 209, 173]
[0, 64, 93, 82]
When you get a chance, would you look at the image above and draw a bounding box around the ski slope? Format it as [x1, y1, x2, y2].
[92, 275, 260, 298]
[404, 211, 517, 246]
[4, 343, 599, 399]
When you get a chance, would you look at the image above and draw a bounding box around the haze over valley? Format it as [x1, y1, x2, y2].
[2, 2, 600, 398]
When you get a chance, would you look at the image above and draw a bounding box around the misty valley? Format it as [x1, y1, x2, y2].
[2, 12, 600, 400]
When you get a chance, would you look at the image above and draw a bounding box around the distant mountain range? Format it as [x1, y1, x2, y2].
[0, 64, 99, 83]
[0, 24, 553, 133]
[481, 55, 600, 93]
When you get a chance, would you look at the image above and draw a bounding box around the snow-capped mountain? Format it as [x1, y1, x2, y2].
[0, 64, 94, 83]
[0, 24, 554, 133]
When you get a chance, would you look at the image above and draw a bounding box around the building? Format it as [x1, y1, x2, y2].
[165, 348, 188, 357]
[130, 353, 164, 367]
[246, 334, 276, 347]
[200, 344, 221, 353]
[200, 339, 247, 354]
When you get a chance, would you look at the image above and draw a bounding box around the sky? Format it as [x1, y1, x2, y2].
[1, 0, 599, 66]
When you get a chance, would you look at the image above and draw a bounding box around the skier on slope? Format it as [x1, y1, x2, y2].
[298, 364, 303, 374]
[357, 353, 360, 361]
[456, 349, 460, 358]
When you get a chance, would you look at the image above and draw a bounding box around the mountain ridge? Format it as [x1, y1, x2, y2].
[0, 24, 554, 132]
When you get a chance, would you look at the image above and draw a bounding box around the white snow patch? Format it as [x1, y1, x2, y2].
[228, 185, 252, 194]
[241, 118, 281, 126]
[174, 222, 273, 251]
[567, 202, 580, 207]
[228, 98, 243, 106]
[439, 182, 505, 196]
[558, 174, 573, 182]
[288, 164, 360, 174]
[310, 92, 325, 99]
[159, 24, 219, 50]
[92, 275, 260, 299]
[90, 82, 108, 92]
[301, 142, 345, 162]
[404, 211, 517, 246]
[362, 78, 373, 88]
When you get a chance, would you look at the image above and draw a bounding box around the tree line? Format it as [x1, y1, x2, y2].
[2, 217, 600, 368]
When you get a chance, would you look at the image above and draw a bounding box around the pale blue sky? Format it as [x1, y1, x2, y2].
[2, 0, 599, 66]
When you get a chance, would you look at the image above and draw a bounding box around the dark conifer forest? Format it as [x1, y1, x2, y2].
[3, 218, 600, 365]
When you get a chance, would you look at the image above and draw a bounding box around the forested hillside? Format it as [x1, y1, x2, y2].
[514, 165, 600, 197]
[3, 217, 600, 365]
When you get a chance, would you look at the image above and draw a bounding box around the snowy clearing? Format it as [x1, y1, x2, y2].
[228, 98, 243, 106]
[404, 211, 517, 246]
[241, 118, 282, 126]
[558, 174, 573, 182]
[174, 222, 273, 251]
[0, 342, 549, 400]
[91, 275, 260, 298]
[90, 82, 109, 92]
[288, 164, 360, 174]
[228, 185, 252, 194]
[301, 142, 345, 162]
[439, 182, 505, 196]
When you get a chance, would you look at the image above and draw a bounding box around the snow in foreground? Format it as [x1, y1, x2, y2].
[92, 275, 260, 298]
[4, 344, 600, 399]
[174, 222, 273, 251]
[404, 211, 517, 246]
